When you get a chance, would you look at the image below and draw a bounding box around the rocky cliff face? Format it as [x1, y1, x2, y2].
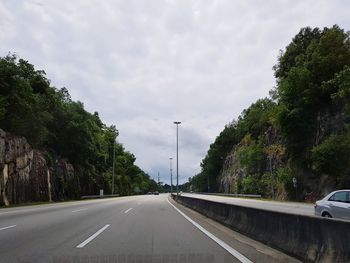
[0, 129, 78, 206]
[314, 109, 347, 146]
[0, 129, 33, 205]
[219, 127, 286, 196]
[219, 142, 246, 194]
[219, 124, 338, 200]
[49, 156, 78, 201]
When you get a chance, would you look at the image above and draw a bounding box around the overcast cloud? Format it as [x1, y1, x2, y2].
[1, 0, 349, 184]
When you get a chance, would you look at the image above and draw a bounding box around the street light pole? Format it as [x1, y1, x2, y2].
[112, 139, 116, 195]
[169, 157, 173, 194]
[173, 121, 181, 196]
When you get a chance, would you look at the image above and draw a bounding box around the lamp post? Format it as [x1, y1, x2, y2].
[112, 139, 116, 195]
[173, 121, 181, 196]
[169, 157, 173, 194]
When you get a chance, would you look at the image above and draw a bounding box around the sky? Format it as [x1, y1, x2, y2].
[1, 1, 349, 184]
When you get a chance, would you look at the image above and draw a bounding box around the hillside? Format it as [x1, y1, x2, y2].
[190, 25, 350, 201]
[0, 55, 157, 206]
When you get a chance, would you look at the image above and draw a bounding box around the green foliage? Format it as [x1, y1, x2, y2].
[191, 98, 276, 193]
[0, 54, 53, 146]
[237, 137, 265, 174]
[231, 178, 243, 194]
[274, 27, 321, 80]
[312, 133, 350, 177]
[241, 174, 261, 194]
[275, 25, 350, 158]
[0, 54, 156, 197]
[275, 167, 295, 198]
[0, 95, 7, 119]
[260, 168, 295, 199]
[260, 173, 275, 195]
[237, 165, 294, 197]
[327, 66, 350, 117]
[191, 121, 240, 192]
[237, 98, 278, 139]
[191, 25, 350, 198]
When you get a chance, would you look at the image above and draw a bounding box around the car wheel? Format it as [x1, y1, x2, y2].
[322, 212, 332, 218]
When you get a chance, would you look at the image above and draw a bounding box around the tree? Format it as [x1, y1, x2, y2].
[312, 133, 350, 180]
[194, 121, 240, 192]
[191, 25, 350, 197]
[275, 25, 350, 159]
[0, 54, 53, 147]
[0, 54, 157, 199]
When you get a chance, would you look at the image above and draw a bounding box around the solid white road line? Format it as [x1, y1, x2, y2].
[71, 208, 88, 213]
[76, 224, 110, 248]
[124, 208, 133, 213]
[167, 198, 253, 263]
[0, 225, 16, 231]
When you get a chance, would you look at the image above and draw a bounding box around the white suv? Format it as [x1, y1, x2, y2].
[315, 190, 350, 220]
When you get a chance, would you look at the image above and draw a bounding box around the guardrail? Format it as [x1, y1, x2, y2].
[81, 194, 120, 200]
[172, 194, 350, 263]
[192, 192, 262, 198]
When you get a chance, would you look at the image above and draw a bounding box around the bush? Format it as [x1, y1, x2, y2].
[276, 167, 295, 199]
[237, 140, 265, 174]
[241, 174, 261, 194]
[261, 173, 275, 197]
[312, 133, 350, 177]
[260, 167, 296, 199]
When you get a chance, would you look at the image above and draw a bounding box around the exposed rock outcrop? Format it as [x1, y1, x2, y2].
[315, 109, 346, 146]
[219, 124, 337, 200]
[0, 129, 79, 206]
[0, 129, 33, 205]
[50, 156, 78, 201]
[29, 150, 51, 202]
[219, 127, 286, 196]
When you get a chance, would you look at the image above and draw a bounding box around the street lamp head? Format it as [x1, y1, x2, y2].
[173, 121, 181, 124]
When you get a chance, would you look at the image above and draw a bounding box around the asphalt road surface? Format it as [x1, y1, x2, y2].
[182, 193, 314, 216]
[0, 194, 299, 263]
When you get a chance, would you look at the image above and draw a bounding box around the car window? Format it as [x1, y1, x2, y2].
[329, 191, 348, 203]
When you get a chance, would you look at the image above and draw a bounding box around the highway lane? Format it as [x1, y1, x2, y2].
[0, 194, 299, 263]
[181, 193, 314, 216]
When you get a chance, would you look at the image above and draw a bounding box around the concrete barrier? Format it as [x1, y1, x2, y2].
[172, 194, 350, 263]
[193, 192, 262, 199]
[81, 194, 120, 199]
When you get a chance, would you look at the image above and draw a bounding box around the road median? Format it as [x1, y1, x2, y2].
[172, 194, 350, 263]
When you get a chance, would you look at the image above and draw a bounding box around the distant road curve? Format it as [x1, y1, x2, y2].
[181, 193, 314, 216]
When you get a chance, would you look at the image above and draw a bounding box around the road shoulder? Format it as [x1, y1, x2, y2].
[168, 195, 300, 263]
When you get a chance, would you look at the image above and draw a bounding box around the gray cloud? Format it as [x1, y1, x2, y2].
[1, 0, 349, 184]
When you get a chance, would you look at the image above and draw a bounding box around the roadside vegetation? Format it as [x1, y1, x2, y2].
[190, 25, 350, 200]
[0, 54, 158, 197]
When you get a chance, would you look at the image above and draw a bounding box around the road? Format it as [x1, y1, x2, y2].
[181, 193, 314, 216]
[0, 194, 299, 263]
